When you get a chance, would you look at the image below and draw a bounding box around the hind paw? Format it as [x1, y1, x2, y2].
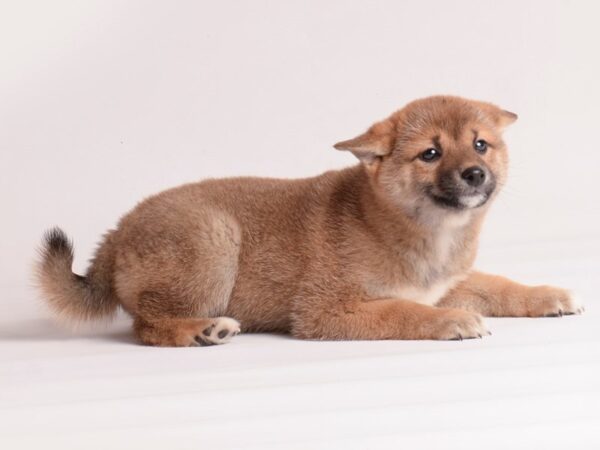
[194, 317, 241, 346]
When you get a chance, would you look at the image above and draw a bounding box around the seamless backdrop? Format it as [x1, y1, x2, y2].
[1, 0, 599, 307]
[2, 2, 600, 449]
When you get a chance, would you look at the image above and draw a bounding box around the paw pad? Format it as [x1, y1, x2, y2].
[194, 317, 241, 346]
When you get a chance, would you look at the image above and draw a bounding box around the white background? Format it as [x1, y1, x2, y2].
[1, 1, 600, 449]
[1, 0, 599, 291]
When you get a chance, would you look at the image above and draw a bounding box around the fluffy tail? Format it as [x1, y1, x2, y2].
[35, 227, 118, 324]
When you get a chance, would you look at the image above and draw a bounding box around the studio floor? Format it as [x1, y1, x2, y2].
[1, 239, 599, 450]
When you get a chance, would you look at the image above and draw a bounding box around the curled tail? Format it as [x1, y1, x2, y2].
[35, 227, 118, 324]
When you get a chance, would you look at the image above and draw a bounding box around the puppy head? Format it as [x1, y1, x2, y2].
[335, 96, 517, 218]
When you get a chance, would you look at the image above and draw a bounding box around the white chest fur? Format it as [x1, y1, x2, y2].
[364, 274, 466, 306]
[362, 212, 472, 305]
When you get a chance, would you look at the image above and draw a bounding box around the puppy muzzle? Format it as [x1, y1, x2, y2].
[427, 171, 496, 210]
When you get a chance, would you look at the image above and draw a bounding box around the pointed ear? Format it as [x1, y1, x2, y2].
[333, 119, 394, 164]
[474, 101, 518, 130]
[498, 109, 518, 128]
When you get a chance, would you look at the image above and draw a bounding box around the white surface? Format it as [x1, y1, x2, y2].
[1, 241, 599, 449]
[1, 1, 600, 449]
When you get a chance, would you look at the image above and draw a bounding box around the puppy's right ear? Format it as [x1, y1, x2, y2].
[334, 119, 394, 164]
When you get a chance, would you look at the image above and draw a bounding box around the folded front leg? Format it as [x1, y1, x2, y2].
[291, 296, 489, 341]
[437, 271, 584, 317]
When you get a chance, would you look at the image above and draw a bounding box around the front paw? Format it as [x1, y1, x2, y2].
[526, 286, 584, 317]
[428, 308, 490, 340]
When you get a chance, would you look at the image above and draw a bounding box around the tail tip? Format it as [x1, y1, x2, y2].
[43, 227, 72, 257]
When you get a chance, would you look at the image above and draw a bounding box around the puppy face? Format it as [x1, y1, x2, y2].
[335, 96, 517, 218]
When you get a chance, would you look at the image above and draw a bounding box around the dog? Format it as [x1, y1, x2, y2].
[36, 95, 583, 346]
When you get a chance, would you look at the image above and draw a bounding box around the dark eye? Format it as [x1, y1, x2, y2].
[474, 139, 488, 153]
[419, 148, 441, 162]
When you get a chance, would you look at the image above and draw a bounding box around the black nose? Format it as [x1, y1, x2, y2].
[461, 166, 486, 187]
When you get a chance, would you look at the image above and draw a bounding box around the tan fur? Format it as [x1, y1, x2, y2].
[35, 95, 582, 346]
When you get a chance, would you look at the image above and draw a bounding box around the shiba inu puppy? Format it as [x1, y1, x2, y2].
[36, 95, 583, 346]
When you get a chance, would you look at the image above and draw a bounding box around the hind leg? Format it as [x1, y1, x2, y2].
[115, 207, 243, 347]
[134, 315, 241, 347]
[132, 284, 241, 346]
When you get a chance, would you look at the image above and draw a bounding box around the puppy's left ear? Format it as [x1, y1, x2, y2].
[498, 109, 518, 128]
[475, 101, 518, 130]
[334, 119, 394, 164]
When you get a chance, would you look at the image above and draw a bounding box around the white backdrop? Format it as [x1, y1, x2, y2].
[2, 3, 600, 449]
[1, 0, 599, 292]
